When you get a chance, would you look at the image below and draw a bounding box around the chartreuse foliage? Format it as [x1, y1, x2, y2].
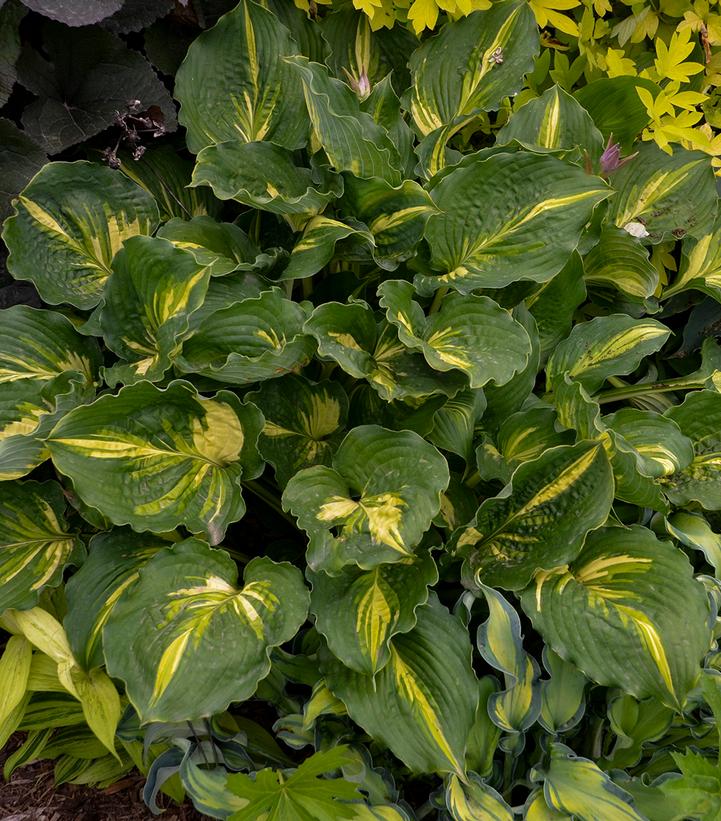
[2, 0, 721, 818]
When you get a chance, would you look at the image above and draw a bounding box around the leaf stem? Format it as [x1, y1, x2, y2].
[595, 378, 705, 404]
[243, 479, 295, 526]
[428, 286, 448, 314]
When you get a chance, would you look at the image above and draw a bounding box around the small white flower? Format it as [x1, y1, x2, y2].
[622, 221, 650, 239]
[488, 47, 504, 64]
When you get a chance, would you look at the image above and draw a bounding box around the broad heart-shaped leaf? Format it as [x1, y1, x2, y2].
[0, 119, 47, 223]
[378, 280, 531, 388]
[309, 551, 438, 675]
[174, 0, 307, 153]
[521, 526, 711, 710]
[103, 542, 309, 723]
[538, 648, 587, 735]
[0, 306, 101, 481]
[63, 530, 167, 670]
[445, 773, 514, 821]
[2, 161, 159, 309]
[497, 85, 604, 160]
[429, 388, 487, 463]
[454, 441, 614, 591]
[408, 1, 539, 177]
[323, 596, 478, 776]
[246, 375, 348, 488]
[583, 227, 659, 301]
[666, 211, 721, 301]
[531, 743, 646, 821]
[191, 141, 343, 225]
[20, 0, 121, 26]
[175, 288, 315, 386]
[545, 314, 670, 393]
[279, 217, 374, 281]
[285, 56, 402, 185]
[605, 142, 717, 244]
[282, 425, 449, 573]
[662, 511, 721, 577]
[415, 151, 609, 295]
[0, 481, 83, 613]
[664, 391, 721, 510]
[98, 236, 211, 386]
[305, 301, 466, 401]
[46, 380, 264, 545]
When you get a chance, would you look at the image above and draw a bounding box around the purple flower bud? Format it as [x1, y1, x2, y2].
[599, 134, 637, 176]
[356, 71, 371, 101]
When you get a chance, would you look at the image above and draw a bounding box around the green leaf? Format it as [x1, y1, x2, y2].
[495, 407, 575, 470]
[0, 480, 83, 613]
[282, 424, 449, 573]
[661, 751, 721, 821]
[98, 235, 211, 386]
[583, 227, 660, 301]
[429, 388, 487, 463]
[104, 543, 309, 723]
[46, 380, 264, 544]
[662, 512, 721, 576]
[666, 212, 721, 300]
[323, 596, 478, 776]
[0, 637, 32, 727]
[309, 551, 438, 675]
[174, 0, 308, 152]
[465, 677, 502, 777]
[521, 526, 711, 709]
[454, 441, 613, 591]
[279, 216, 373, 281]
[175, 288, 315, 386]
[416, 151, 608, 294]
[408, 1, 539, 176]
[538, 648, 587, 735]
[70, 667, 121, 758]
[0, 118, 46, 223]
[248, 375, 348, 488]
[378, 280, 531, 388]
[445, 772, 514, 821]
[546, 314, 670, 393]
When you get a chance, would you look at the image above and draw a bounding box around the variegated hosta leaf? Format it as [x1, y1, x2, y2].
[191, 141, 343, 225]
[523, 789, 571, 820]
[605, 142, 717, 244]
[323, 596, 478, 776]
[454, 442, 613, 591]
[545, 314, 670, 393]
[429, 388, 487, 463]
[63, 530, 169, 670]
[465, 677, 502, 778]
[279, 217, 374, 281]
[477, 585, 541, 737]
[664, 390, 721, 510]
[445, 772, 514, 821]
[309, 551, 438, 675]
[286, 56, 401, 185]
[98, 235, 211, 386]
[496, 407, 575, 471]
[282, 424, 449, 573]
[46, 380, 264, 544]
[362, 76, 416, 180]
[521, 526, 711, 710]
[103, 541, 309, 722]
[665, 212, 721, 300]
[187, 274, 268, 333]
[0, 305, 101, 480]
[2, 161, 159, 309]
[531, 743, 646, 821]
[174, 0, 308, 153]
[0, 481, 83, 613]
[661, 511, 721, 577]
[538, 648, 587, 735]
[408, 1, 539, 177]
[247, 374, 349, 488]
[497, 85, 604, 160]
[0, 636, 31, 728]
[304, 301, 466, 401]
[378, 280, 531, 388]
[583, 227, 660, 301]
[340, 177, 435, 269]
[415, 152, 608, 294]
[175, 288, 315, 386]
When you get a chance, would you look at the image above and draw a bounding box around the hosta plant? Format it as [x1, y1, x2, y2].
[2, 1, 721, 819]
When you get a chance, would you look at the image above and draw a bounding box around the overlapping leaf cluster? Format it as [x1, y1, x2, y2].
[2, 1, 721, 819]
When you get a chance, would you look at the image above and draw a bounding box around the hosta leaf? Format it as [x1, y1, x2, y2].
[378, 280, 531, 388]
[282, 424, 449, 573]
[0, 637, 31, 728]
[605, 143, 717, 243]
[323, 596, 478, 776]
[496, 407, 575, 469]
[175, 288, 315, 385]
[279, 217, 373, 281]
[174, 0, 307, 152]
[455, 442, 613, 591]
[666, 212, 721, 300]
[664, 391, 721, 510]
[46, 380, 264, 544]
[191, 141, 343, 224]
[99, 236, 211, 386]
[361, 76, 416, 180]
[465, 677, 502, 777]
[305, 301, 466, 401]
[0, 481, 83, 613]
[416, 152, 608, 294]
[429, 388, 487, 462]
[521, 526, 711, 709]
[0, 306, 101, 481]
[531, 743, 646, 820]
[583, 227, 659, 301]
[103, 542, 309, 722]
[545, 314, 670, 393]
[63, 530, 168, 670]
[187, 274, 268, 332]
[286, 56, 401, 185]
[661, 511, 721, 576]
[496, 85, 604, 159]
[247, 375, 348, 488]
[661, 750, 721, 821]
[538, 648, 587, 735]
[408, 1, 539, 176]
[445, 772, 513, 821]
[2, 161, 159, 309]
[309, 551, 438, 675]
